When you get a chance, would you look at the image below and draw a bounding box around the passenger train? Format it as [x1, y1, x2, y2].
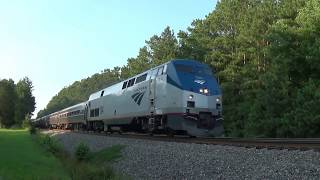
[33, 59, 224, 136]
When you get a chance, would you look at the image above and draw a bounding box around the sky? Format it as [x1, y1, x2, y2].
[0, 0, 217, 118]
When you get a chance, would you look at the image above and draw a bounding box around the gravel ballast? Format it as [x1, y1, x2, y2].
[47, 131, 320, 180]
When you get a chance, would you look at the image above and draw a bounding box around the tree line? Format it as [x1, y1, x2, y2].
[0, 77, 36, 128]
[38, 0, 320, 137]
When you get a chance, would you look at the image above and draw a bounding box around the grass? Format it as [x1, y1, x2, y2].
[0, 129, 70, 180]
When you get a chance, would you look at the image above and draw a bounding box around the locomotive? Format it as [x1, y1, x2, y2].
[33, 59, 223, 136]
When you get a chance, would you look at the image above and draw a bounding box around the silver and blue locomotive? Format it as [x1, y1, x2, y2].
[33, 59, 223, 136]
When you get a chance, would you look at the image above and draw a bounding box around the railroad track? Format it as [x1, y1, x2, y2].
[46, 129, 320, 152]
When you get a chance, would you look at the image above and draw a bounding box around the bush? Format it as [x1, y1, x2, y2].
[22, 118, 31, 128]
[29, 125, 37, 134]
[75, 142, 91, 161]
[41, 135, 61, 154]
[10, 124, 22, 129]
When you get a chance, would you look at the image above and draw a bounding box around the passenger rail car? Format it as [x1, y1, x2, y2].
[43, 102, 86, 129]
[33, 59, 223, 136]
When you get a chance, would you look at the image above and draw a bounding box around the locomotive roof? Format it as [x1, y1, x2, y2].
[88, 59, 207, 101]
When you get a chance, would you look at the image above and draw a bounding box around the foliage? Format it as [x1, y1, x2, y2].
[0, 77, 35, 128]
[239, 0, 319, 137]
[14, 77, 36, 126]
[40, 134, 61, 155]
[0, 79, 17, 128]
[37, 0, 320, 137]
[75, 142, 91, 161]
[29, 124, 37, 134]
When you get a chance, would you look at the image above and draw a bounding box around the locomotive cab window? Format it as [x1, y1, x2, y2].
[175, 64, 193, 73]
[127, 78, 135, 87]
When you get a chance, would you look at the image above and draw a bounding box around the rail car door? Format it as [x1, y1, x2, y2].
[84, 104, 89, 127]
[149, 68, 158, 115]
[149, 78, 156, 115]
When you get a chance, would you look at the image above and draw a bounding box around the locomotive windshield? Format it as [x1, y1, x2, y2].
[171, 61, 221, 95]
[175, 64, 212, 76]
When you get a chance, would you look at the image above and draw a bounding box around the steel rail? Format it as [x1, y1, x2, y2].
[46, 129, 320, 151]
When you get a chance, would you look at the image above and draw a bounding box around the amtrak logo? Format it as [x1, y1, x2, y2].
[194, 79, 206, 85]
[131, 91, 145, 105]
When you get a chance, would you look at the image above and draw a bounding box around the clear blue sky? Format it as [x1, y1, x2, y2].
[0, 0, 217, 117]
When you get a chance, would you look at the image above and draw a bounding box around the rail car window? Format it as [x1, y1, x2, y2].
[90, 110, 94, 117]
[150, 68, 158, 79]
[135, 74, 147, 84]
[131, 78, 136, 86]
[127, 78, 135, 87]
[122, 81, 127, 89]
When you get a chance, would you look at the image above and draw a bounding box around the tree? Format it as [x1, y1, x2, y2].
[254, 0, 320, 137]
[0, 79, 16, 127]
[14, 77, 36, 125]
[146, 26, 179, 66]
[121, 47, 151, 78]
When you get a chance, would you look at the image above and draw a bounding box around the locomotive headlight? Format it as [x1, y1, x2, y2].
[204, 88, 209, 94]
[188, 95, 194, 100]
[216, 97, 220, 102]
[199, 89, 204, 93]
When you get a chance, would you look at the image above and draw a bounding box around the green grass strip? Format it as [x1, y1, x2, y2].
[0, 129, 70, 180]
